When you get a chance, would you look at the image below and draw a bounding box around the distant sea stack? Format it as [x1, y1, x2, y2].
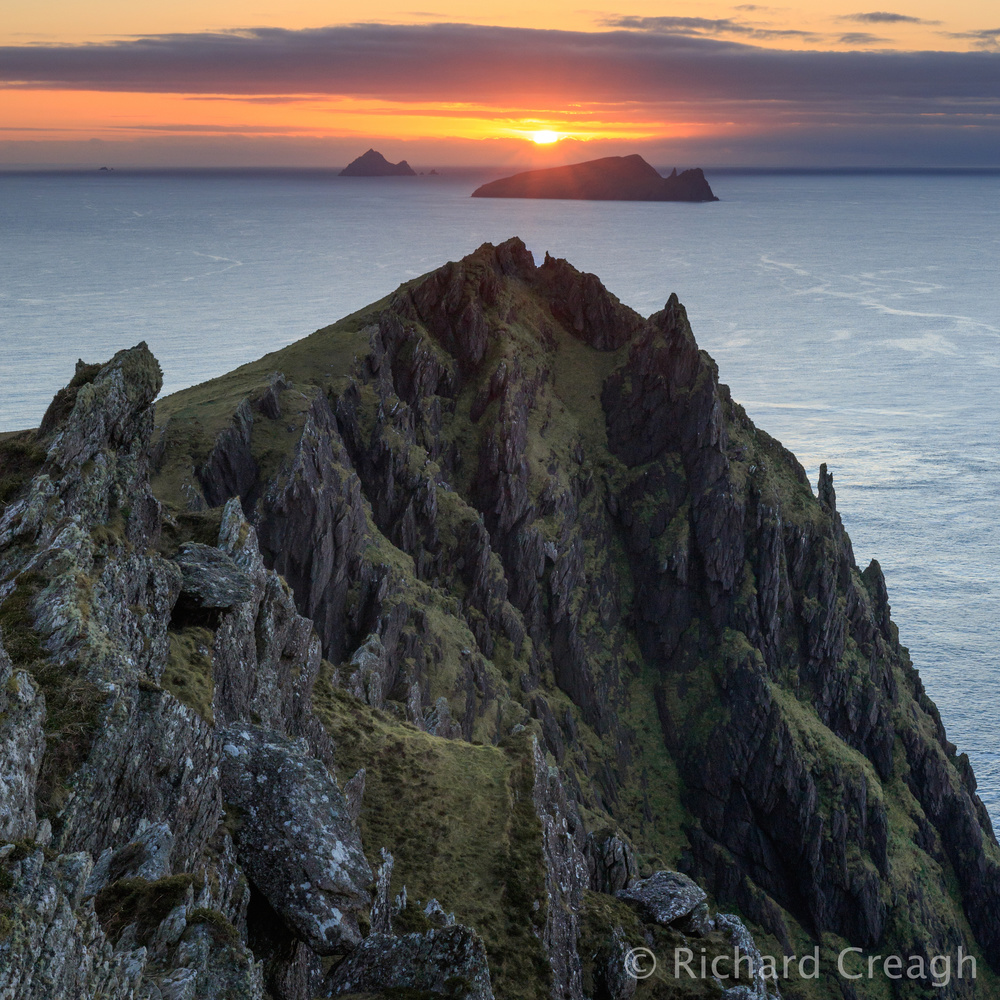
[471, 153, 718, 201]
[340, 149, 416, 177]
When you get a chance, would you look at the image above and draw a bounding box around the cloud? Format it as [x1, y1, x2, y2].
[945, 27, 1000, 49]
[604, 15, 818, 40]
[839, 32, 890, 45]
[842, 12, 935, 24]
[0, 22, 997, 108]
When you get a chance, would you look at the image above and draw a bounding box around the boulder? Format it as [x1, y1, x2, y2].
[614, 870, 706, 926]
[218, 725, 372, 954]
[174, 542, 253, 609]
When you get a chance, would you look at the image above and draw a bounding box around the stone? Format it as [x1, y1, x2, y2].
[592, 926, 636, 1000]
[174, 542, 253, 609]
[0, 639, 45, 841]
[614, 871, 707, 926]
[424, 897, 456, 928]
[0, 848, 136, 1000]
[84, 822, 175, 899]
[342, 768, 365, 827]
[715, 913, 780, 999]
[371, 848, 394, 935]
[532, 738, 588, 1000]
[585, 829, 638, 894]
[218, 725, 372, 954]
[322, 926, 494, 1000]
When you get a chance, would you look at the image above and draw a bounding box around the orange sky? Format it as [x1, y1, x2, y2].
[2, 2, 999, 167]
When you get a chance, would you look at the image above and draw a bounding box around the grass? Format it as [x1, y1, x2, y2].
[162, 627, 215, 722]
[94, 874, 196, 945]
[312, 676, 550, 1000]
[187, 906, 240, 946]
[0, 430, 47, 508]
[151, 309, 375, 511]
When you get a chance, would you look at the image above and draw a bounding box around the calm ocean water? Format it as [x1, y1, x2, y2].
[1, 168, 998, 821]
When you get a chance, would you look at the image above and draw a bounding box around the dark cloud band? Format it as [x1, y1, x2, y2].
[0, 23, 997, 106]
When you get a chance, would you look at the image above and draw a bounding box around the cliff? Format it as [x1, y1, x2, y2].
[1, 239, 998, 1000]
[340, 149, 417, 177]
[471, 156, 718, 202]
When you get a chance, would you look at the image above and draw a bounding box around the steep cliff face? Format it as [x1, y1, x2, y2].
[2, 239, 998, 1000]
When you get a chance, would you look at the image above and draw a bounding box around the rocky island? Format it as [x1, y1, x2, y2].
[471, 155, 718, 201]
[2, 239, 998, 1000]
[340, 148, 416, 177]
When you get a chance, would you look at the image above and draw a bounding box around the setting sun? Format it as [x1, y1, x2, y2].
[531, 130, 561, 144]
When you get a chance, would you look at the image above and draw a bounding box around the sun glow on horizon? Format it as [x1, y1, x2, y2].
[530, 129, 561, 144]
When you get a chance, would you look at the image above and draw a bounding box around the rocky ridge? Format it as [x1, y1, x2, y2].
[0, 238, 998, 1000]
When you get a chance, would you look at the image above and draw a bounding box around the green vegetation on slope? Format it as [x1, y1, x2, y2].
[312, 674, 551, 1000]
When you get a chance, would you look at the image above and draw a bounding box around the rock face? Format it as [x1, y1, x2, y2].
[2, 239, 999, 1000]
[340, 148, 417, 176]
[471, 154, 718, 201]
[0, 638, 45, 842]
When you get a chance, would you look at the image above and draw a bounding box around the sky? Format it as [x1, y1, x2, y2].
[1, 1, 999, 168]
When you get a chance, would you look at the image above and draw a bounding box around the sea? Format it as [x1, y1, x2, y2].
[1, 167, 998, 823]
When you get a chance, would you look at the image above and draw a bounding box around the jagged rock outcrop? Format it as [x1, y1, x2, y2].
[584, 829, 637, 894]
[3, 239, 999, 1000]
[532, 738, 589, 1000]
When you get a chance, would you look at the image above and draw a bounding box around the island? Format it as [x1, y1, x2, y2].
[471, 153, 718, 201]
[339, 148, 416, 177]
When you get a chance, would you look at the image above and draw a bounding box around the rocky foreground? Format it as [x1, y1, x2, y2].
[1, 239, 999, 1000]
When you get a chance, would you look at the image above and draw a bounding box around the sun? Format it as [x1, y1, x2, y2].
[531, 130, 561, 144]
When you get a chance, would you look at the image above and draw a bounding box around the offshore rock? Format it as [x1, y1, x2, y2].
[614, 870, 706, 926]
[340, 148, 417, 177]
[471, 155, 718, 202]
[322, 926, 495, 1000]
[218, 725, 372, 954]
